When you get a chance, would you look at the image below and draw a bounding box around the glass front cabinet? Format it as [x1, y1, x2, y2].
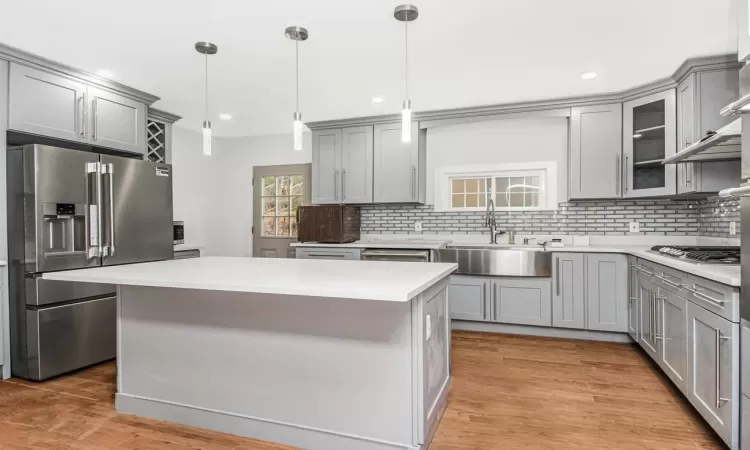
[622, 90, 677, 197]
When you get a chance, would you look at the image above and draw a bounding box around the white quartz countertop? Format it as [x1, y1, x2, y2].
[42, 257, 458, 302]
[291, 240, 450, 250]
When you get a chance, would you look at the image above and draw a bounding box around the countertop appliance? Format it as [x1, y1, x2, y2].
[297, 204, 360, 243]
[174, 221, 185, 245]
[361, 248, 431, 262]
[648, 245, 740, 264]
[7, 144, 173, 380]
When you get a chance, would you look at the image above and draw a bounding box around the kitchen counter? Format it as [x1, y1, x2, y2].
[43, 256, 456, 302]
[41, 256, 453, 450]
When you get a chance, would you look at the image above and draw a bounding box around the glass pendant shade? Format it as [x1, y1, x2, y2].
[293, 112, 303, 151]
[401, 100, 412, 143]
[202, 121, 212, 156]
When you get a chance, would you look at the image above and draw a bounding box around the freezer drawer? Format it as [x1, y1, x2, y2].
[25, 296, 116, 380]
[25, 277, 115, 306]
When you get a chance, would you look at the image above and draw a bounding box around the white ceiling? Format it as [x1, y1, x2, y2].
[0, 0, 739, 137]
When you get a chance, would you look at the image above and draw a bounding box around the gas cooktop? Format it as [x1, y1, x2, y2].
[649, 246, 740, 265]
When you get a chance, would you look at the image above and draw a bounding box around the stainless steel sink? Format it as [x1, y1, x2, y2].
[436, 246, 552, 277]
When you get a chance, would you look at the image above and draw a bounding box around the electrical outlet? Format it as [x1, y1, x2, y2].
[414, 222, 423, 232]
[730, 222, 737, 235]
[425, 315, 432, 341]
[629, 222, 640, 233]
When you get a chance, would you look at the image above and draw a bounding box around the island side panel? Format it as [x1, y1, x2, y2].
[116, 285, 416, 449]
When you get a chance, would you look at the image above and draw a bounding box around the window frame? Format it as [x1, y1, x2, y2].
[435, 162, 557, 212]
[260, 174, 305, 238]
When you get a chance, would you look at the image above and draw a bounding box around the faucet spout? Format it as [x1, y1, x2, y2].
[485, 199, 503, 244]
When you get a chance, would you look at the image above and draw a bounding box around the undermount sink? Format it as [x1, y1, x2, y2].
[437, 245, 552, 277]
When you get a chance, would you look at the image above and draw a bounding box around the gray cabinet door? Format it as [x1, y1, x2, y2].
[311, 129, 342, 204]
[8, 63, 86, 143]
[627, 257, 639, 341]
[551, 253, 585, 329]
[88, 87, 146, 154]
[659, 290, 688, 394]
[340, 126, 373, 204]
[373, 122, 420, 203]
[687, 302, 739, 448]
[638, 276, 660, 360]
[676, 75, 698, 194]
[448, 275, 489, 322]
[569, 104, 623, 199]
[623, 89, 677, 198]
[491, 278, 552, 327]
[586, 254, 628, 332]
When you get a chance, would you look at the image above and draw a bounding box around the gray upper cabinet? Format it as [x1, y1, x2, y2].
[676, 70, 741, 194]
[491, 278, 552, 327]
[659, 290, 688, 394]
[586, 254, 628, 332]
[88, 86, 146, 155]
[448, 275, 490, 322]
[8, 63, 86, 143]
[568, 104, 623, 200]
[373, 122, 426, 203]
[341, 126, 373, 203]
[627, 256, 639, 342]
[687, 302, 739, 449]
[623, 89, 677, 197]
[552, 253, 585, 329]
[311, 129, 342, 204]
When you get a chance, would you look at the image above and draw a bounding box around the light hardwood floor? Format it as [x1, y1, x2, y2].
[0, 331, 724, 449]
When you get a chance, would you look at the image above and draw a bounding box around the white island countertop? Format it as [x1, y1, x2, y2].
[42, 256, 458, 302]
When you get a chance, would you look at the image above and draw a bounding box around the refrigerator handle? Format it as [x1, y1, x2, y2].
[107, 163, 116, 256]
[85, 162, 101, 258]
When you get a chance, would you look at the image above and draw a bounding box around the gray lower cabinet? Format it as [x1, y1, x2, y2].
[568, 104, 623, 199]
[638, 276, 660, 360]
[373, 122, 425, 204]
[448, 275, 490, 322]
[586, 254, 628, 332]
[491, 278, 552, 327]
[551, 253, 585, 329]
[88, 86, 146, 155]
[659, 290, 688, 394]
[312, 129, 341, 204]
[627, 256, 639, 341]
[294, 247, 361, 261]
[9, 63, 87, 143]
[686, 302, 739, 449]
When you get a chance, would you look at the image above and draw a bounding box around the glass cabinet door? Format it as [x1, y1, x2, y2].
[623, 89, 676, 197]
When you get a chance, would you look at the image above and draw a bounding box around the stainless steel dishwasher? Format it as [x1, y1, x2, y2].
[360, 249, 432, 262]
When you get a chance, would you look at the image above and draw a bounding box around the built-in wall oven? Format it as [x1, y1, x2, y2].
[360, 249, 432, 262]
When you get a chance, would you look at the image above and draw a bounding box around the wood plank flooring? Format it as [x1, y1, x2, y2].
[0, 331, 724, 449]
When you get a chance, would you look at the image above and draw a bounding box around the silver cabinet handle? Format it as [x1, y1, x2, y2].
[411, 166, 416, 200]
[650, 292, 654, 342]
[687, 285, 726, 306]
[92, 97, 98, 140]
[615, 154, 621, 196]
[307, 253, 344, 258]
[624, 155, 629, 192]
[686, 163, 692, 184]
[341, 169, 346, 201]
[555, 256, 560, 296]
[334, 170, 339, 201]
[654, 273, 683, 290]
[107, 163, 115, 256]
[654, 294, 664, 340]
[715, 329, 730, 409]
[78, 96, 85, 138]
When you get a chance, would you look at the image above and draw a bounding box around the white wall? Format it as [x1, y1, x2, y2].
[425, 118, 569, 205]
[210, 132, 312, 256]
[171, 126, 218, 252]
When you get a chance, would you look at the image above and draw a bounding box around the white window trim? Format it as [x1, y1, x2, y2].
[434, 161, 558, 212]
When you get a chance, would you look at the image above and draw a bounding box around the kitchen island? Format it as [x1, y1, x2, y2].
[43, 257, 457, 450]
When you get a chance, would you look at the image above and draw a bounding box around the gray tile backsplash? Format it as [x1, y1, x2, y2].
[361, 197, 739, 238]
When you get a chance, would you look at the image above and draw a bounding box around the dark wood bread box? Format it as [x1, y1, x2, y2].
[297, 205, 361, 243]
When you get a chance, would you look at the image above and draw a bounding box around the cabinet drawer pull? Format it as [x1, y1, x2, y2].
[687, 286, 726, 306]
[615, 154, 621, 196]
[655, 274, 683, 289]
[556, 257, 560, 296]
[307, 253, 345, 258]
[341, 169, 346, 201]
[715, 329, 730, 409]
[334, 170, 339, 201]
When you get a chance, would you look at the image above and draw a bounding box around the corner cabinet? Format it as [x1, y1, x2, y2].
[373, 122, 426, 203]
[623, 89, 677, 197]
[568, 104, 623, 200]
[312, 127, 374, 204]
[7, 63, 150, 155]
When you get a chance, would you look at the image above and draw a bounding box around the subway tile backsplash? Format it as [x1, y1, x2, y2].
[361, 197, 740, 238]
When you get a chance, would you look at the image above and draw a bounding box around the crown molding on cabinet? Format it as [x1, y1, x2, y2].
[0, 42, 160, 105]
[148, 108, 182, 124]
[307, 54, 742, 130]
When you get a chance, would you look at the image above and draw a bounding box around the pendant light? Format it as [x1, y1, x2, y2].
[286, 26, 309, 151]
[394, 4, 418, 143]
[195, 42, 218, 156]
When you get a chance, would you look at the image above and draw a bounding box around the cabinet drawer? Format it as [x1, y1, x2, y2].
[653, 265, 691, 297]
[685, 274, 739, 322]
[295, 247, 361, 260]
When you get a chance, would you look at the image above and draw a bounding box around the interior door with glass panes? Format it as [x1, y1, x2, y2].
[623, 90, 677, 197]
[253, 164, 311, 258]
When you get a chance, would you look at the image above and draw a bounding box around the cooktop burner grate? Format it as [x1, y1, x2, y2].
[649, 246, 740, 265]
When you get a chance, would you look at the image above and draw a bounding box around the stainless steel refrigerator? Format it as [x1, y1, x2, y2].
[7, 144, 173, 380]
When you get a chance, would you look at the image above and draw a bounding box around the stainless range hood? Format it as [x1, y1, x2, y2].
[662, 118, 741, 164]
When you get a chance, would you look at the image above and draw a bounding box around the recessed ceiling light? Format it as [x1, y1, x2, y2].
[96, 69, 113, 78]
[219, 113, 233, 120]
[372, 97, 385, 104]
[580, 72, 597, 80]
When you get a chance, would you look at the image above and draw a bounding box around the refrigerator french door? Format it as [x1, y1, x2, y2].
[7, 144, 173, 380]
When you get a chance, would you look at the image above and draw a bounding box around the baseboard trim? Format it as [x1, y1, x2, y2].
[451, 320, 633, 343]
[116, 393, 420, 450]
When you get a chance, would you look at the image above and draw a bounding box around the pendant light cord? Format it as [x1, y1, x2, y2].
[404, 20, 409, 100]
[296, 39, 300, 114]
[205, 52, 209, 122]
